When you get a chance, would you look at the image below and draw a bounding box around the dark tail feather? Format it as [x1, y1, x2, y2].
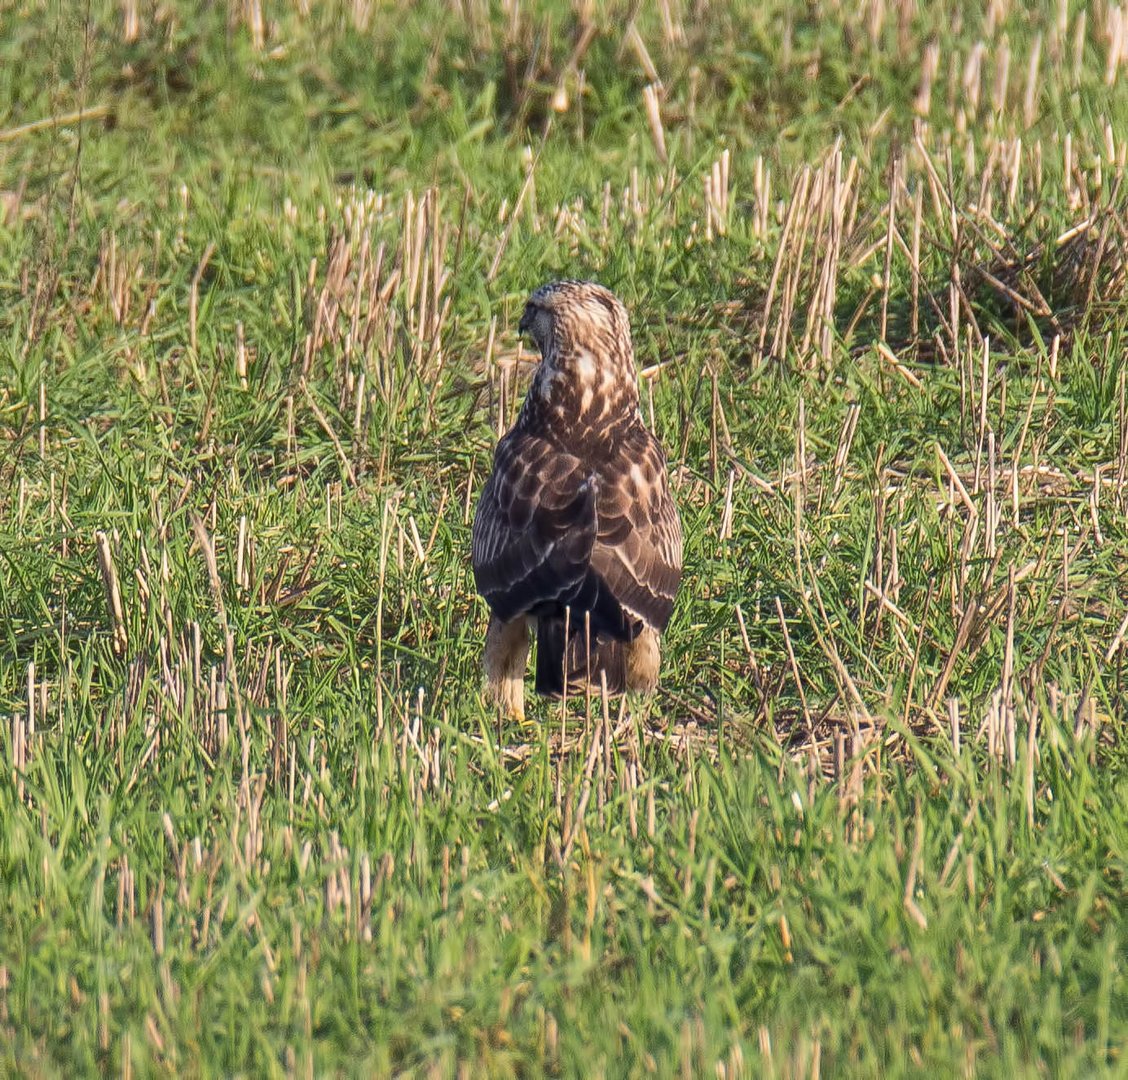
[535, 618, 567, 696]
[535, 618, 627, 697]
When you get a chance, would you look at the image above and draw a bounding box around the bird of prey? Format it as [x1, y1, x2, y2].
[471, 280, 683, 721]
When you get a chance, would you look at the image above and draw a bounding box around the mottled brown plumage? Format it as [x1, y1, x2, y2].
[472, 281, 683, 720]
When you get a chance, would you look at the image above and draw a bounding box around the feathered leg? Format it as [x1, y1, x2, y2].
[483, 614, 530, 721]
[624, 625, 661, 693]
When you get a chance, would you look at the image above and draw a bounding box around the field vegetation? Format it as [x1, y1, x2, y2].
[1, 0, 1126, 1074]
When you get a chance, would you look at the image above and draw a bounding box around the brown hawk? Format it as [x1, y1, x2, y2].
[471, 281, 683, 721]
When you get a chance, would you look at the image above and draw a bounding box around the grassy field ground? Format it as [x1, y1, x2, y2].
[1, 0, 1127, 1075]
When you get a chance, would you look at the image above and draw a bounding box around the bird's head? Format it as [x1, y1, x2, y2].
[518, 280, 633, 367]
[517, 281, 639, 424]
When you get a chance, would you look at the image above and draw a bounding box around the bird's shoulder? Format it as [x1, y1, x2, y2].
[477, 420, 595, 533]
[592, 419, 672, 495]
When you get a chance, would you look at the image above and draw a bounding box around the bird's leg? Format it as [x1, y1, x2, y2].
[483, 613, 530, 722]
[624, 625, 661, 694]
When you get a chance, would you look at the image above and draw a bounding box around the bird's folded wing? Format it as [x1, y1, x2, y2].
[589, 434, 683, 632]
[472, 432, 596, 622]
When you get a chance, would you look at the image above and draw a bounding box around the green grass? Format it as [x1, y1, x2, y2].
[1, 0, 1126, 1075]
